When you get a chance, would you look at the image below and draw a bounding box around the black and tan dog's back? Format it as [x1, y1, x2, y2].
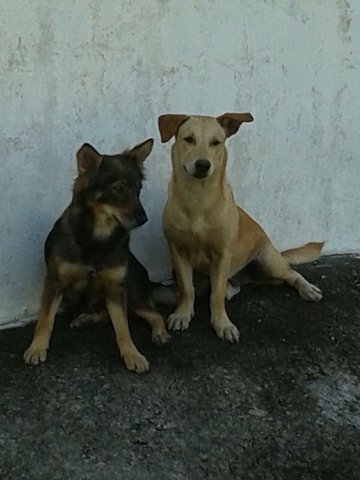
[24, 139, 170, 373]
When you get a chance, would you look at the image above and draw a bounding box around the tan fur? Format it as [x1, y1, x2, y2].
[23, 262, 131, 366]
[159, 113, 323, 342]
[56, 261, 126, 290]
[133, 308, 171, 345]
[23, 276, 63, 364]
[56, 261, 90, 288]
[96, 265, 126, 281]
[106, 299, 149, 372]
[281, 242, 324, 266]
[70, 306, 171, 346]
[87, 201, 119, 239]
[70, 310, 109, 328]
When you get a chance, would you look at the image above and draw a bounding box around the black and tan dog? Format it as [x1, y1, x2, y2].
[158, 113, 323, 343]
[24, 139, 170, 373]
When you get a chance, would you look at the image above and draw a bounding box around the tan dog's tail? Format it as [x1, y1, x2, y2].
[281, 242, 324, 266]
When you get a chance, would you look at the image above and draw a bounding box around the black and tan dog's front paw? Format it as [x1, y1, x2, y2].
[23, 341, 48, 365]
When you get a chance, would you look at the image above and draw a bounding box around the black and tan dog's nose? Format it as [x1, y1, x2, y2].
[194, 159, 211, 176]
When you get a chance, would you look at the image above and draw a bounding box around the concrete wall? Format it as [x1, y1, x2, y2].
[1, 0, 359, 327]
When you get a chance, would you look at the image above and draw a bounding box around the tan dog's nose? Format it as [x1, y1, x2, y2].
[194, 159, 211, 178]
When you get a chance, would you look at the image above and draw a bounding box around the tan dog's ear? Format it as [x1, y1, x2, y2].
[128, 138, 154, 165]
[76, 143, 103, 174]
[158, 114, 190, 143]
[216, 112, 254, 138]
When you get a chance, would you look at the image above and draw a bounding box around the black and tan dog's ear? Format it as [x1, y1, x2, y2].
[216, 113, 254, 138]
[158, 114, 190, 143]
[76, 143, 103, 174]
[128, 138, 154, 165]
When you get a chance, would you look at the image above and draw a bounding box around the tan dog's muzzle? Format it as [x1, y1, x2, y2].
[183, 158, 213, 178]
[193, 159, 211, 178]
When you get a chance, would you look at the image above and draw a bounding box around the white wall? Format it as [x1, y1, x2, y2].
[1, 0, 359, 327]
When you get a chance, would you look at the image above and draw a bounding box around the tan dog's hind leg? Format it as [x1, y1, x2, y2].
[134, 308, 171, 345]
[258, 244, 322, 302]
[167, 245, 195, 331]
[210, 255, 240, 342]
[24, 277, 63, 365]
[106, 299, 149, 373]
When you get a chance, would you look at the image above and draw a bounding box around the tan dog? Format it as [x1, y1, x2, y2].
[158, 113, 323, 342]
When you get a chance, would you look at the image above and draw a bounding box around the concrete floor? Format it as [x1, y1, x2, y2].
[1, 255, 359, 480]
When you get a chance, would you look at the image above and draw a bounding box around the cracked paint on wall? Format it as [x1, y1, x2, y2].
[0, 0, 359, 326]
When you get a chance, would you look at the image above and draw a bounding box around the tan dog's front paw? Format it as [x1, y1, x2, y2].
[23, 342, 48, 365]
[152, 328, 171, 345]
[123, 350, 149, 373]
[299, 282, 323, 302]
[211, 318, 240, 343]
[167, 311, 193, 331]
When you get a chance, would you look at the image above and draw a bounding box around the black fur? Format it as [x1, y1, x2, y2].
[24, 140, 171, 371]
[51, 151, 159, 319]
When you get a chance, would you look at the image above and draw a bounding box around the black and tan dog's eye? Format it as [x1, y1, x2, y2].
[210, 139, 221, 146]
[113, 184, 125, 194]
[184, 136, 195, 144]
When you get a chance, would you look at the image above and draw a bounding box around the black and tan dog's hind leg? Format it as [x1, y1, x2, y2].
[23, 277, 63, 365]
[133, 306, 171, 345]
[70, 305, 170, 346]
[70, 310, 109, 328]
[257, 242, 323, 302]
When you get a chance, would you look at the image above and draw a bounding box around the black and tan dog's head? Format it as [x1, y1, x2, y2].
[74, 139, 153, 234]
[158, 113, 253, 180]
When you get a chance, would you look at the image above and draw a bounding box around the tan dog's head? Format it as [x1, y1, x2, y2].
[158, 113, 253, 180]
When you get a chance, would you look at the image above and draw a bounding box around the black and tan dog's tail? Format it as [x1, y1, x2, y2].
[151, 282, 177, 306]
[281, 242, 324, 266]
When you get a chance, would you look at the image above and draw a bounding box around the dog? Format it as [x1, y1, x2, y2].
[158, 113, 323, 343]
[24, 138, 170, 373]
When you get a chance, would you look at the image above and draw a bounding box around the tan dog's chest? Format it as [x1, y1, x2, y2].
[163, 201, 233, 273]
[163, 195, 266, 276]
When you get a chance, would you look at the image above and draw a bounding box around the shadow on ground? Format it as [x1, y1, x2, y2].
[1, 255, 359, 480]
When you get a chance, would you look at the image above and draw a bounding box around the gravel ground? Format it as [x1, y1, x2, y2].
[1, 255, 359, 480]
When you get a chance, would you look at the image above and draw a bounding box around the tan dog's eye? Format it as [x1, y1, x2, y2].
[184, 136, 195, 144]
[210, 139, 221, 146]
